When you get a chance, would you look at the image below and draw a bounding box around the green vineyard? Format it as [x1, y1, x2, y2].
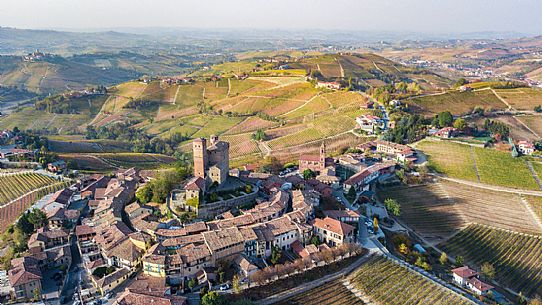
[0, 173, 58, 205]
[275, 280, 364, 305]
[439, 224, 542, 297]
[349, 255, 474, 305]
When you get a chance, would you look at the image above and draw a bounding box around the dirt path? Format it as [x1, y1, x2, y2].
[519, 195, 542, 231]
[431, 174, 542, 197]
[227, 78, 231, 97]
[525, 160, 542, 190]
[337, 58, 345, 78]
[513, 115, 541, 138]
[172, 85, 181, 105]
[490, 88, 515, 111]
[279, 93, 321, 117]
[321, 95, 333, 109]
[257, 141, 272, 156]
[469, 146, 481, 182]
[372, 61, 384, 73]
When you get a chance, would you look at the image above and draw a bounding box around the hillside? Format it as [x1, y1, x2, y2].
[0, 55, 139, 94]
[0, 53, 451, 167]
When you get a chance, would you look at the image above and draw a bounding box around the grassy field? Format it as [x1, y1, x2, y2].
[416, 140, 478, 181]
[417, 139, 540, 190]
[440, 224, 542, 298]
[349, 255, 474, 305]
[409, 89, 506, 115]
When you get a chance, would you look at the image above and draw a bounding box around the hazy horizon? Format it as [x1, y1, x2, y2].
[1, 0, 542, 35]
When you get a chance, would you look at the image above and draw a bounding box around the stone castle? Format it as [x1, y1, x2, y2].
[193, 135, 230, 186]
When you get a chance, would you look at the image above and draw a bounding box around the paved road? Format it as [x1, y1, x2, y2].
[60, 236, 84, 305]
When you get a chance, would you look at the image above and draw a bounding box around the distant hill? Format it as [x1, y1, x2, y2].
[0, 55, 139, 94]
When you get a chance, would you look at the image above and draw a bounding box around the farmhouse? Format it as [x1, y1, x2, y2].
[517, 140, 535, 155]
[434, 127, 458, 139]
[47, 160, 67, 173]
[343, 162, 396, 192]
[356, 115, 383, 134]
[0, 145, 34, 160]
[316, 81, 342, 90]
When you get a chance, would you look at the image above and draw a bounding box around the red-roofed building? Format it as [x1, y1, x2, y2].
[8, 257, 42, 301]
[312, 217, 355, 246]
[467, 277, 494, 296]
[517, 140, 535, 155]
[435, 127, 458, 139]
[451, 266, 478, 286]
[299, 142, 334, 174]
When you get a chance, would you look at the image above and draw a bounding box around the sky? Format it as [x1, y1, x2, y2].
[1, 0, 541, 34]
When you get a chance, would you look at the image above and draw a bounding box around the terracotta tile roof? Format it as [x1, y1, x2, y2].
[75, 225, 95, 236]
[185, 177, 206, 191]
[162, 234, 205, 248]
[155, 228, 187, 238]
[115, 290, 187, 305]
[8, 256, 42, 286]
[265, 216, 298, 237]
[312, 217, 355, 237]
[107, 238, 143, 262]
[234, 255, 258, 273]
[323, 209, 360, 219]
[452, 266, 478, 279]
[467, 277, 494, 292]
[94, 267, 130, 288]
[203, 227, 244, 252]
[175, 243, 211, 264]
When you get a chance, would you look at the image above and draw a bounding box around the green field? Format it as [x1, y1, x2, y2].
[418, 139, 540, 190]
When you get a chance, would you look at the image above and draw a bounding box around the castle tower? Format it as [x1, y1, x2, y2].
[210, 134, 219, 146]
[193, 138, 208, 178]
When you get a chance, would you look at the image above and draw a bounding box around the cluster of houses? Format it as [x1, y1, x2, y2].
[22, 50, 53, 62]
[7, 187, 80, 301]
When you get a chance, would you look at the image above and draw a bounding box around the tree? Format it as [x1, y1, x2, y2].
[455, 255, 464, 266]
[188, 278, 198, 290]
[398, 243, 409, 255]
[373, 217, 379, 232]
[384, 198, 401, 216]
[439, 252, 448, 265]
[528, 296, 542, 305]
[218, 271, 225, 284]
[26, 209, 47, 229]
[201, 291, 226, 305]
[310, 235, 321, 246]
[33, 287, 41, 301]
[534, 105, 542, 113]
[453, 118, 467, 131]
[232, 274, 241, 294]
[481, 262, 496, 280]
[136, 184, 153, 204]
[271, 245, 282, 265]
[455, 78, 468, 87]
[302, 169, 315, 180]
[437, 111, 453, 127]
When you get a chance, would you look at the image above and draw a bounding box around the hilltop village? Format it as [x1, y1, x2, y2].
[0, 133, 422, 305]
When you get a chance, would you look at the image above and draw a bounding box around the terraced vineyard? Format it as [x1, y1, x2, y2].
[0, 182, 69, 232]
[349, 256, 474, 305]
[0, 173, 58, 205]
[439, 224, 542, 297]
[275, 280, 364, 305]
